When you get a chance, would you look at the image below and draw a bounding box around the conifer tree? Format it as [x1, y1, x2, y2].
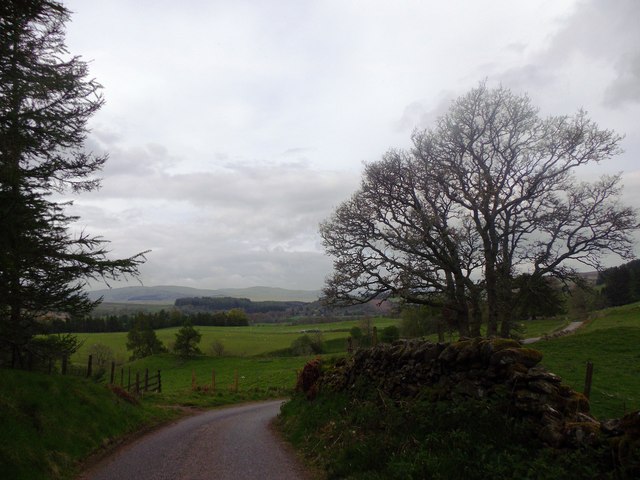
[0, 1, 146, 366]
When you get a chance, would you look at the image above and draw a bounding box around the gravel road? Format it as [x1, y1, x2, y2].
[79, 400, 313, 480]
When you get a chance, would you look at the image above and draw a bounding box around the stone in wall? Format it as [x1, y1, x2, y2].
[299, 338, 637, 455]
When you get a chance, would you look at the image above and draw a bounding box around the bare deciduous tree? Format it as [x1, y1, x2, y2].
[322, 83, 638, 338]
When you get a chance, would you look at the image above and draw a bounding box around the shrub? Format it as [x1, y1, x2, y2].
[126, 321, 166, 360]
[291, 334, 323, 356]
[379, 325, 400, 343]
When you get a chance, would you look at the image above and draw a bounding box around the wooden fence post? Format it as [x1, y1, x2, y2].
[110, 362, 115, 384]
[86, 354, 93, 378]
[144, 368, 149, 392]
[157, 370, 162, 393]
[212, 368, 216, 393]
[584, 361, 594, 399]
[135, 372, 140, 395]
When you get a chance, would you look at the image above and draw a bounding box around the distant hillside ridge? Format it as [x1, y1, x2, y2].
[87, 285, 322, 304]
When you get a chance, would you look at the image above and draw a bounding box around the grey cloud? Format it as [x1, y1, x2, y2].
[71, 146, 359, 290]
[509, 0, 640, 108]
[604, 52, 640, 107]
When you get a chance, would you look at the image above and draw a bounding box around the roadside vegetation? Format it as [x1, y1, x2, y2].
[2, 302, 639, 479]
[0, 368, 175, 480]
[277, 303, 640, 479]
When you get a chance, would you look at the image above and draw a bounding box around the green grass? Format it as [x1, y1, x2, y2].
[117, 353, 310, 407]
[3, 305, 637, 479]
[0, 368, 174, 480]
[535, 301, 640, 418]
[278, 392, 613, 480]
[72, 317, 400, 363]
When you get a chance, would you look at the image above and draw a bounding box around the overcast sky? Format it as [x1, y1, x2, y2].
[61, 0, 640, 291]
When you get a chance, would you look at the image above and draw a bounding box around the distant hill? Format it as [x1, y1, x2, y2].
[87, 285, 322, 304]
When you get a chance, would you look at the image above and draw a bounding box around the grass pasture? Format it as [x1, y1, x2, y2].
[121, 354, 312, 407]
[536, 302, 640, 418]
[72, 317, 400, 363]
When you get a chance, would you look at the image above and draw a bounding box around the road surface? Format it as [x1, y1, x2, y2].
[522, 320, 584, 344]
[79, 400, 313, 480]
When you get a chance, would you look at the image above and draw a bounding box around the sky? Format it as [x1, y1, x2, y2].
[61, 0, 640, 291]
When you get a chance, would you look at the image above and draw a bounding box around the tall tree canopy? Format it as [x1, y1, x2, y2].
[321, 83, 638, 337]
[0, 0, 146, 366]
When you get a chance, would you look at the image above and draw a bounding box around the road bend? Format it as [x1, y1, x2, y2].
[79, 400, 313, 480]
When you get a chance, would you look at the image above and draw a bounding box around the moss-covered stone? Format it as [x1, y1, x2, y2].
[490, 347, 543, 368]
[562, 391, 591, 414]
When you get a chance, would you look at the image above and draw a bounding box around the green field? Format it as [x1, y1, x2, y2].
[2, 306, 638, 479]
[72, 317, 401, 363]
[68, 307, 640, 419]
[536, 302, 640, 418]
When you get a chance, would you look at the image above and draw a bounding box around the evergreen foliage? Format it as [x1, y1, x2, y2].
[126, 320, 166, 360]
[173, 321, 202, 358]
[598, 259, 640, 307]
[0, 0, 146, 367]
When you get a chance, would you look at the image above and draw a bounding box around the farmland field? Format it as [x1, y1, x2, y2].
[71, 317, 401, 363]
[536, 302, 640, 418]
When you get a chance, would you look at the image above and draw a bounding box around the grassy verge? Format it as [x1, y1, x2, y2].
[278, 391, 613, 480]
[0, 352, 312, 479]
[0, 368, 176, 480]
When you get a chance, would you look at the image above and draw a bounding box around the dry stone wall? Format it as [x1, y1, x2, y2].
[302, 338, 639, 450]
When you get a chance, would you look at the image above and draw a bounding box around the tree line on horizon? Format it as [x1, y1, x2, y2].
[45, 308, 249, 334]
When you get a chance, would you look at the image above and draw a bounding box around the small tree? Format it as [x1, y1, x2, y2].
[349, 326, 363, 340]
[401, 305, 447, 341]
[87, 343, 114, 370]
[126, 321, 165, 360]
[174, 321, 202, 358]
[209, 339, 225, 357]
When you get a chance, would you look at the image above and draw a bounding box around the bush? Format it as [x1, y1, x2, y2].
[379, 325, 400, 343]
[291, 334, 324, 356]
[278, 392, 615, 480]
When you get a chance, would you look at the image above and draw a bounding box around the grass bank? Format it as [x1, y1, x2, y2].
[0, 368, 176, 480]
[278, 391, 614, 479]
